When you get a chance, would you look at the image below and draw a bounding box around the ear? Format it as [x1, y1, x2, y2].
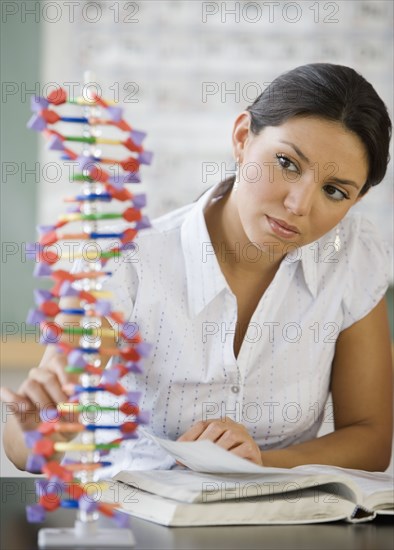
[232, 111, 252, 163]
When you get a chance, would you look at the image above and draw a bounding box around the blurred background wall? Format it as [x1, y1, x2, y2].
[1, 0, 393, 475]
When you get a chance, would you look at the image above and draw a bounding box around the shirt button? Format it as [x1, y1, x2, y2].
[231, 385, 240, 394]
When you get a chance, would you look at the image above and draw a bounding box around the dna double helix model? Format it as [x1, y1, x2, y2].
[24, 77, 152, 547]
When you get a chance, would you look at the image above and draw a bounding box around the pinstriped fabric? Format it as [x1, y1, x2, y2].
[100, 181, 389, 474]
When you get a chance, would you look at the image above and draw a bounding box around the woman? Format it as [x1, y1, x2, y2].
[2, 63, 393, 473]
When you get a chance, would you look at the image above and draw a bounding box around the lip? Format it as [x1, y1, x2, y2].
[266, 215, 301, 239]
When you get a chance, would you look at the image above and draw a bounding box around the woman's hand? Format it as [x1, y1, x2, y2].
[177, 417, 263, 466]
[0, 345, 75, 434]
[1, 297, 115, 435]
[0, 297, 117, 470]
[0, 344, 79, 470]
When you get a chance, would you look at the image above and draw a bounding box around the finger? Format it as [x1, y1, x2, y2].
[0, 387, 31, 412]
[177, 421, 208, 442]
[38, 346, 69, 386]
[0, 386, 39, 428]
[19, 377, 56, 410]
[40, 345, 101, 387]
[214, 430, 243, 451]
[28, 367, 68, 404]
[196, 422, 227, 443]
[48, 353, 70, 387]
[229, 441, 262, 465]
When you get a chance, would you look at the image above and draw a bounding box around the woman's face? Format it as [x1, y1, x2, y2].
[232, 115, 369, 254]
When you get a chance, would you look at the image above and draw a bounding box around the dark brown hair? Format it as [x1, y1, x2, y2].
[245, 63, 392, 195]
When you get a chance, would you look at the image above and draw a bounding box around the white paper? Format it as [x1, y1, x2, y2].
[140, 429, 297, 475]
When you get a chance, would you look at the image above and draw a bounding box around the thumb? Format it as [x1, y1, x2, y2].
[0, 387, 30, 414]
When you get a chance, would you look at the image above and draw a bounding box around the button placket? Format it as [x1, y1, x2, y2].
[222, 290, 241, 384]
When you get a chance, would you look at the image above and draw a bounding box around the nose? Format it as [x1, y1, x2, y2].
[283, 179, 316, 217]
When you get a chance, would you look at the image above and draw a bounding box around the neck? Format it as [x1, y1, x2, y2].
[205, 187, 285, 280]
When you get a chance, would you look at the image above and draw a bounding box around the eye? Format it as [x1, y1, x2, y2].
[276, 154, 299, 173]
[323, 185, 350, 202]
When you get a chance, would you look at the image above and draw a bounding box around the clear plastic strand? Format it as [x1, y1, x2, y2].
[78, 74, 101, 515]
[25, 78, 153, 545]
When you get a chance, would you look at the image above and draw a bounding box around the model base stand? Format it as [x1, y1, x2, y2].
[38, 524, 135, 548]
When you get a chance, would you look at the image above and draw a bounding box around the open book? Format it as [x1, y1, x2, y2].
[102, 433, 394, 526]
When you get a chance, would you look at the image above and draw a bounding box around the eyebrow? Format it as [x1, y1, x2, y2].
[279, 140, 361, 190]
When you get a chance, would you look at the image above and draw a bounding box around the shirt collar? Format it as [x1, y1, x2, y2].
[297, 224, 343, 299]
[290, 226, 340, 299]
[290, 242, 318, 298]
[181, 181, 231, 318]
[181, 181, 318, 317]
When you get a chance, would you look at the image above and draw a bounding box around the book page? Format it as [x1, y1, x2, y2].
[140, 430, 393, 510]
[114, 469, 322, 504]
[142, 430, 295, 475]
[102, 480, 360, 526]
[292, 465, 394, 497]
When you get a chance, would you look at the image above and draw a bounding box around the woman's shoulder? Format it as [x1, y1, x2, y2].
[340, 209, 383, 235]
[125, 200, 200, 272]
[316, 211, 389, 262]
[137, 202, 195, 243]
[319, 212, 391, 329]
[336, 211, 390, 264]
[309, 210, 390, 299]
